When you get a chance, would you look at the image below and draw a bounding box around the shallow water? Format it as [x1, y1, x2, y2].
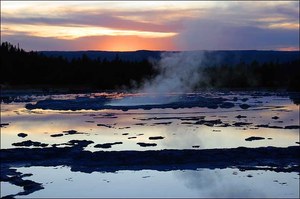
[1, 91, 299, 151]
[2, 166, 298, 198]
[1, 91, 299, 197]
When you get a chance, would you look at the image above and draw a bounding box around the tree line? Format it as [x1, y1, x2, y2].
[1, 42, 299, 90]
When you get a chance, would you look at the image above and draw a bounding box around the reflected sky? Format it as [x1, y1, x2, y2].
[3, 166, 297, 198]
[1, 92, 299, 151]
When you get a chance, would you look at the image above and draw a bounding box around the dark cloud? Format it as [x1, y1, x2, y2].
[1, 9, 188, 33]
[176, 18, 299, 50]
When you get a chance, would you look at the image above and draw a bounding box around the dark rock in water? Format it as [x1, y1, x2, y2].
[181, 122, 194, 125]
[267, 138, 273, 140]
[240, 104, 251, 109]
[256, 124, 283, 129]
[122, 133, 129, 135]
[284, 125, 300, 129]
[50, 133, 64, 137]
[218, 123, 231, 127]
[135, 123, 146, 126]
[94, 142, 122, 149]
[245, 136, 265, 141]
[63, 130, 78, 134]
[12, 140, 48, 147]
[0, 123, 9, 128]
[17, 133, 28, 138]
[233, 122, 252, 127]
[268, 126, 283, 129]
[296, 142, 300, 144]
[256, 124, 269, 128]
[149, 136, 164, 140]
[128, 137, 137, 139]
[97, 124, 114, 128]
[212, 129, 221, 132]
[192, 145, 200, 148]
[219, 102, 235, 108]
[119, 127, 130, 129]
[153, 122, 172, 125]
[67, 140, 94, 147]
[272, 116, 279, 120]
[137, 142, 157, 147]
[236, 115, 247, 119]
[241, 103, 252, 110]
[247, 174, 253, 178]
[195, 119, 222, 127]
[63, 130, 87, 135]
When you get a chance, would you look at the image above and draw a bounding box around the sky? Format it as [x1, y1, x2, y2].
[1, 1, 299, 51]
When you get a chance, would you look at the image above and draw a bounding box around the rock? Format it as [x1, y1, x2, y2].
[128, 137, 137, 139]
[153, 122, 172, 125]
[50, 133, 64, 137]
[0, 123, 9, 128]
[63, 130, 77, 134]
[94, 142, 122, 149]
[192, 145, 200, 148]
[256, 124, 283, 129]
[97, 124, 114, 128]
[245, 136, 265, 141]
[240, 104, 251, 109]
[135, 123, 146, 126]
[235, 115, 247, 119]
[149, 136, 164, 140]
[137, 142, 157, 147]
[119, 127, 130, 129]
[67, 140, 94, 147]
[195, 119, 222, 126]
[122, 133, 129, 135]
[233, 122, 252, 127]
[284, 125, 300, 129]
[12, 140, 48, 147]
[17, 133, 28, 138]
[272, 116, 279, 120]
[219, 102, 235, 108]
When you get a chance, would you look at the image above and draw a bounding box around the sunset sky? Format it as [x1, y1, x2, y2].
[1, 1, 299, 51]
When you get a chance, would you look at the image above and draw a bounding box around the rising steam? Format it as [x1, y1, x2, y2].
[141, 51, 205, 94]
[108, 51, 207, 106]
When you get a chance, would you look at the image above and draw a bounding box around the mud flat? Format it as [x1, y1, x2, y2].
[1, 145, 299, 173]
[25, 95, 235, 111]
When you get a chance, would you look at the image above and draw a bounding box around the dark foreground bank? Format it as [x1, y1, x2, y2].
[1, 141, 300, 198]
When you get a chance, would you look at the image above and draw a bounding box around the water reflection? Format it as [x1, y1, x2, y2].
[10, 166, 299, 198]
[1, 92, 299, 151]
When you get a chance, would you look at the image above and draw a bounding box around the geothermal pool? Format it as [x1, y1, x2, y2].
[1, 90, 299, 198]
